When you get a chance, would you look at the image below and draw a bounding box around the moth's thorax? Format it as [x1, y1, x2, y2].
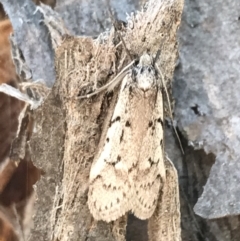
[132, 67, 157, 98]
[134, 53, 156, 92]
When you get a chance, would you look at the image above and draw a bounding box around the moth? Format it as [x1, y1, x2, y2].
[88, 53, 166, 222]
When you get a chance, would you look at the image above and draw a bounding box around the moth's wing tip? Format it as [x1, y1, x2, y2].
[88, 204, 129, 223]
[132, 176, 162, 220]
[88, 189, 131, 223]
[132, 206, 156, 220]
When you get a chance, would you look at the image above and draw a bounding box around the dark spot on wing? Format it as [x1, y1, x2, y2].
[129, 86, 133, 93]
[120, 130, 124, 142]
[106, 137, 109, 142]
[125, 120, 131, 127]
[148, 121, 153, 127]
[123, 192, 126, 197]
[117, 155, 121, 162]
[111, 116, 121, 125]
[160, 139, 163, 147]
[128, 163, 137, 173]
[95, 175, 101, 180]
[148, 157, 154, 166]
[157, 117, 163, 127]
[117, 198, 120, 203]
[105, 156, 122, 166]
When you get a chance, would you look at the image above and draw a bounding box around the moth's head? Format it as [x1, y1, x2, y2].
[134, 53, 156, 91]
[138, 53, 153, 67]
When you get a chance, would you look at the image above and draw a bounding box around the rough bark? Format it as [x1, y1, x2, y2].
[1, 0, 56, 87]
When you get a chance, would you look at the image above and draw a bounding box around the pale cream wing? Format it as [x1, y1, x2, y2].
[88, 75, 133, 222]
[132, 85, 165, 220]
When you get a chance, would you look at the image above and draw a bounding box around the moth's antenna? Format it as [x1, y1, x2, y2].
[155, 63, 184, 154]
[105, 0, 133, 61]
[77, 60, 135, 99]
[153, 50, 161, 66]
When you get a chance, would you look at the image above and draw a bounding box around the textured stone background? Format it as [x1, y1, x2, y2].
[174, 0, 240, 220]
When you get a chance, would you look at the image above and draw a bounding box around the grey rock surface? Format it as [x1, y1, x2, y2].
[56, 0, 140, 36]
[1, 0, 56, 87]
[174, 0, 240, 219]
